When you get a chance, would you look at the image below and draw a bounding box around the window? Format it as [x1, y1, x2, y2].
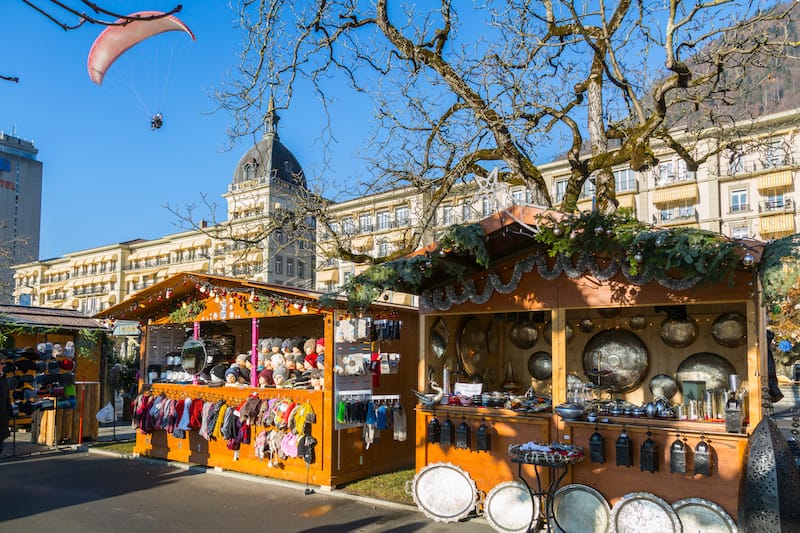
[764, 139, 785, 169]
[286, 258, 294, 276]
[274, 255, 283, 275]
[658, 162, 674, 184]
[298, 261, 305, 278]
[728, 150, 744, 175]
[342, 217, 355, 235]
[614, 168, 637, 192]
[376, 211, 390, 230]
[274, 229, 285, 244]
[580, 179, 596, 199]
[377, 239, 389, 258]
[732, 226, 750, 239]
[731, 189, 748, 212]
[442, 205, 453, 225]
[525, 189, 534, 204]
[554, 179, 568, 203]
[765, 192, 785, 210]
[481, 197, 492, 217]
[511, 189, 524, 205]
[461, 203, 471, 222]
[358, 213, 372, 233]
[395, 206, 410, 226]
[329, 221, 340, 238]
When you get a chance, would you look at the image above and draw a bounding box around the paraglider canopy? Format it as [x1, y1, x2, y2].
[87, 11, 195, 85]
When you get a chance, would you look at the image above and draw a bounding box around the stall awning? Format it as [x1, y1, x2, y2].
[617, 194, 636, 210]
[760, 213, 796, 236]
[757, 170, 794, 191]
[317, 269, 339, 283]
[652, 183, 698, 205]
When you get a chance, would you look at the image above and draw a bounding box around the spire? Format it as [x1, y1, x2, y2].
[264, 94, 280, 139]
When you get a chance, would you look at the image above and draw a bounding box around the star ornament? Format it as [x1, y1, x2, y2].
[473, 167, 501, 213]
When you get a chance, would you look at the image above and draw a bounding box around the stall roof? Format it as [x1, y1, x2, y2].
[0, 304, 105, 331]
[95, 272, 415, 321]
[397, 204, 766, 294]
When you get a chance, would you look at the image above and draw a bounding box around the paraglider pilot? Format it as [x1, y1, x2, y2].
[151, 113, 163, 130]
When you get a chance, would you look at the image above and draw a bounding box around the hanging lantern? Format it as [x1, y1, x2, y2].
[640, 430, 659, 473]
[476, 423, 491, 452]
[589, 428, 605, 464]
[669, 436, 687, 474]
[426, 417, 441, 443]
[694, 435, 712, 477]
[616, 429, 633, 467]
[440, 418, 454, 447]
[455, 421, 471, 450]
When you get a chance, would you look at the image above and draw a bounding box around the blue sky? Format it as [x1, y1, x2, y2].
[2, 1, 369, 260]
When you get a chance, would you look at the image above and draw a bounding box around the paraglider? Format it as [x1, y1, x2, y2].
[87, 11, 195, 85]
[87, 11, 194, 129]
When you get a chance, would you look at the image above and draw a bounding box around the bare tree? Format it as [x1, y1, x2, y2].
[211, 1, 799, 265]
[5, 1, 182, 82]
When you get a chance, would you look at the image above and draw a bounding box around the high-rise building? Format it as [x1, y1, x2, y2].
[0, 130, 42, 304]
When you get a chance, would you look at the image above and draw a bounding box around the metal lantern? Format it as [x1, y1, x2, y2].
[590, 428, 606, 464]
[616, 429, 633, 467]
[670, 436, 687, 474]
[640, 430, 659, 473]
[427, 417, 441, 443]
[440, 418, 454, 446]
[455, 421, 471, 450]
[694, 436, 712, 477]
[476, 423, 491, 452]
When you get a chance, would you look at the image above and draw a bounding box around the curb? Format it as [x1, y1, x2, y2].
[85, 446, 419, 513]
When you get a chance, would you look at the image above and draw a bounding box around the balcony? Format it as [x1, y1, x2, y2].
[654, 170, 696, 189]
[730, 204, 750, 214]
[760, 197, 794, 213]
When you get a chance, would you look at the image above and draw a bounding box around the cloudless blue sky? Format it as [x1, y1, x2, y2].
[2, 1, 370, 260]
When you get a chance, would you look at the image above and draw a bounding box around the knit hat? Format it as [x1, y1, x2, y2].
[316, 338, 325, 348]
[267, 337, 283, 350]
[270, 353, 285, 369]
[273, 366, 289, 382]
[294, 352, 306, 365]
[258, 368, 274, 386]
[293, 337, 306, 351]
[281, 338, 294, 352]
[236, 353, 249, 365]
[303, 338, 317, 354]
[210, 364, 228, 382]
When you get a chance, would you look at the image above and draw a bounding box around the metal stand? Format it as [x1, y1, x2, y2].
[512, 458, 573, 533]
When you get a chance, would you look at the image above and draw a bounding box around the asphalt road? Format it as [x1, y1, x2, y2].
[0, 451, 493, 533]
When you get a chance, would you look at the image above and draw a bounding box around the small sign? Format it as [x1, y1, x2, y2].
[454, 382, 482, 396]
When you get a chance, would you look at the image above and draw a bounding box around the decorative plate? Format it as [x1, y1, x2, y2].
[484, 481, 539, 533]
[659, 316, 698, 348]
[527, 351, 552, 381]
[510, 318, 538, 350]
[711, 312, 747, 348]
[411, 462, 478, 523]
[552, 484, 611, 533]
[649, 374, 679, 400]
[457, 316, 489, 377]
[675, 352, 737, 390]
[672, 498, 738, 533]
[582, 329, 649, 393]
[430, 318, 449, 359]
[609, 492, 682, 533]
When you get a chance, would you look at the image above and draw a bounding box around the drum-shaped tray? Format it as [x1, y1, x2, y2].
[672, 498, 737, 533]
[552, 484, 610, 533]
[609, 492, 682, 533]
[411, 462, 478, 523]
[484, 481, 539, 533]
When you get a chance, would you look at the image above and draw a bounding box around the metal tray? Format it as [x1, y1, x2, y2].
[582, 329, 649, 393]
[672, 498, 737, 533]
[484, 481, 539, 533]
[457, 316, 489, 377]
[410, 462, 478, 523]
[552, 484, 610, 533]
[675, 352, 736, 391]
[609, 492, 682, 533]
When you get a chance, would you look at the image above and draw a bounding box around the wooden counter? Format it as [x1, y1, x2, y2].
[416, 406, 552, 494]
[563, 419, 748, 519]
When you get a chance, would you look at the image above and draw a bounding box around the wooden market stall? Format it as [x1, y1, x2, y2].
[1, 304, 104, 443]
[96, 273, 419, 489]
[405, 205, 766, 529]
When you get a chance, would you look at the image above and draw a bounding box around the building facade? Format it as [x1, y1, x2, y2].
[1, 131, 42, 304]
[12, 108, 800, 312]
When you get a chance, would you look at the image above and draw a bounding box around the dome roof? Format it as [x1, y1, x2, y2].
[232, 104, 305, 188]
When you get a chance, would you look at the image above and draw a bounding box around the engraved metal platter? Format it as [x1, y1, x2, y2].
[672, 498, 738, 533]
[411, 462, 478, 523]
[430, 318, 449, 359]
[675, 352, 737, 391]
[484, 481, 539, 533]
[609, 492, 682, 533]
[711, 312, 747, 348]
[509, 317, 539, 350]
[660, 317, 698, 348]
[649, 374, 679, 400]
[552, 484, 611, 533]
[528, 351, 552, 380]
[582, 329, 650, 393]
[457, 316, 489, 377]
[543, 320, 573, 345]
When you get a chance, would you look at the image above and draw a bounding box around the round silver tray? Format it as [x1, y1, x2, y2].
[457, 316, 489, 377]
[672, 497, 737, 533]
[410, 462, 478, 523]
[675, 352, 736, 390]
[711, 312, 747, 348]
[552, 484, 610, 533]
[582, 329, 650, 393]
[609, 492, 682, 533]
[528, 351, 552, 380]
[484, 481, 539, 533]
